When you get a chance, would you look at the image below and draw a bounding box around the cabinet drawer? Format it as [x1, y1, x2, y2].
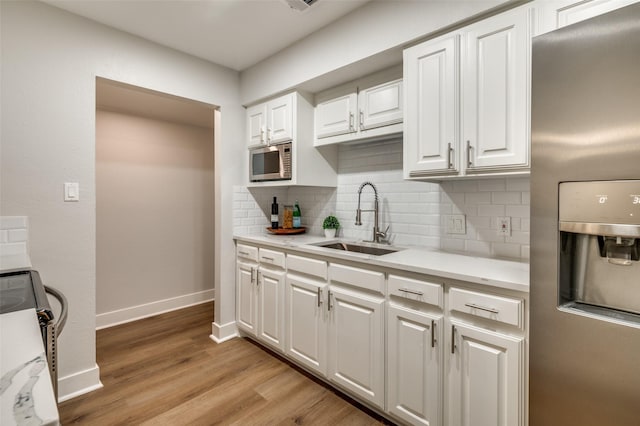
[287, 254, 327, 280]
[449, 288, 524, 328]
[329, 263, 385, 294]
[259, 248, 285, 269]
[237, 244, 258, 262]
[388, 275, 443, 308]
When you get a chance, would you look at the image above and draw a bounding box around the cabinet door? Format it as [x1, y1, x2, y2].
[236, 260, 257, 335]
[462, 7, 530, 171]
[327, 286, 385, 408]
[448, 321, 524, 426]
[315, 93, 358, 139]
[285, 274, 327, 375]
[538, 0, 639, 34]
[267, 93, 294, 144]
[404, 34, 459, 176]
[359, 79, 403, 131]
[387, 305, 443, 426]
[257, 267, 285, 352]
[247, 103, 267, 147]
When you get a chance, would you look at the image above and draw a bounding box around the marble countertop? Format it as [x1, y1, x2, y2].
[1, 309, 60, 426]
[234, 233, 529, 293]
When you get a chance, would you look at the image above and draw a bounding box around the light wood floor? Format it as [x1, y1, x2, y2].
[59, 302, 390, 425]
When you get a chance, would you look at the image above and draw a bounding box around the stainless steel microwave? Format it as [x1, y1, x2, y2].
[249, 142, 292, 182]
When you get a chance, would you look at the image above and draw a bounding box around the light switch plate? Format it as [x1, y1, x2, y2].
[445, 214, 466, 235]
[64, 182, 80, 202]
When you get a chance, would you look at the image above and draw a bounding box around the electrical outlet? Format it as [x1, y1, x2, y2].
[497, 217, 511, 236]
[445, 214, 466, 235]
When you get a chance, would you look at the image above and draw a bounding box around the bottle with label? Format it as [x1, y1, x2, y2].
[271, 197, 279, 229]
[293, 201, 301, 228]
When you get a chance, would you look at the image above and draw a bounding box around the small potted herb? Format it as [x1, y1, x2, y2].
[322, 214, 340, 238]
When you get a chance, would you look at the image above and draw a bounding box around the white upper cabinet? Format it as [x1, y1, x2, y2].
[537, 0, 639, 35]
[315, 93, 358, 139]
[462, 7, 531, 171]
[359, 79, 403, 131]
[404, 33, 459, 177]
[404, 4, 533, 180]
[246, 92, 294, 147]
[315, 66, 403, 146]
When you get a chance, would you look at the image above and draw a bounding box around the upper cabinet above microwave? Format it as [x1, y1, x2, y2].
[245, 92, 338, 188]
[314, 67, 403, 147]
[246, 93, 295, 148]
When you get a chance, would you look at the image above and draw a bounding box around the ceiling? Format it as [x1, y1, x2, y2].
[42, 0, 373, 71]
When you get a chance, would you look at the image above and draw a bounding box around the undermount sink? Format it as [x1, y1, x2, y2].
[315, 241, 401, 256]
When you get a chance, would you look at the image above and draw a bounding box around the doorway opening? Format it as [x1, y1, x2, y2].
[95, 77, 216, 328]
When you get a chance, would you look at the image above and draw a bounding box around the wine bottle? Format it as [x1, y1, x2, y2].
[271, 197, 279, 229]
[293, 201, 301, 228]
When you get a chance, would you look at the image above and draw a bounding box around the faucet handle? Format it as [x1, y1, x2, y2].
[377, 225, 390, 242]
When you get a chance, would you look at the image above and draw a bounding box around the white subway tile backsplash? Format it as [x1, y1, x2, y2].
[232, 140, 530, 261]
[0, 216, 28, 230]
[0, 242, 27, 256]
[0, 230, 7, 244]
[8, 229, 28, 243]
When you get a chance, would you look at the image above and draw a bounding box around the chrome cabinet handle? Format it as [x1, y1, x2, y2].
[260, 128, 265, 144]
[451, 324, 456, 354]
[267, 127, 272, 144]
[359, 110, 364, 130]
[447, 142, 454, 169]
[431, 320, 436, 348]
[398, 288, 424, 296]
[327, 290, 333, 311]
[250, 267, 255, 284]
[464, 303, 499, 314]
[317, 287, 322, 307]
[349, 112, 354, 131]
[261, 256, 274, 262]
[238, 251, 249, 256]
[256, 271, 261, 286]
[466, 140, 473, 167]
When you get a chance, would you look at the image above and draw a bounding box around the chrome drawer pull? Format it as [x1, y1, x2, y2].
[398, 288, 424, 296]
[261, 256, 275, 261]
[431, 320, 436, 348]
[238, 251, 250, 256]
[464, 303, 499, 314]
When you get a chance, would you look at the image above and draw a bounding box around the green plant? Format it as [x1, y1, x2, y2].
[322, 214, 340, 230]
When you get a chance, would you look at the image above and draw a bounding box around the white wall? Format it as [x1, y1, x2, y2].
[96, 110, 214, 326]
[240, 0, 505, 104]
[0, 1, 244, 400]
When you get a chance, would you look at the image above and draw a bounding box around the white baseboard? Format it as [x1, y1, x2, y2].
[96, 289, 214, 329]
[210, 320, 238, 343]
[58, 364, 103, 403]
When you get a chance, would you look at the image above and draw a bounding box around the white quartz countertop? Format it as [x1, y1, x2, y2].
[0, 309, 60, 426]
[234, 233, 529, 293]
[0, 253, 32, 274]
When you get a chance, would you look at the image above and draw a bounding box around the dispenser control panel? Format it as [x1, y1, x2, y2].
[559, 180, 640, 224]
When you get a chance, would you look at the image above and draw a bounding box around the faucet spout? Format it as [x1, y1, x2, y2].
[356, 181, 386, 243]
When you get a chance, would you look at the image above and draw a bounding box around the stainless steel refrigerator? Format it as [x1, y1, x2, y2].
[530, 3, 640, 425]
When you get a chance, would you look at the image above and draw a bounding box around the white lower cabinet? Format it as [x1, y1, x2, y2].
[327, 285, 385, 408]
[387, 304, 443, 426]
[447, 320, 524, 426]
[236, 244, 285, 353]
[236, 245, 528, 426]
[285, 273, 327, 375]
[257, 266, 285, 351]
[236, 244, 259, 335]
